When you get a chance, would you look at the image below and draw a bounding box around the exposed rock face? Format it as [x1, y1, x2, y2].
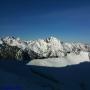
[0, 43, 30, 63]
[0, 36, 90, 61]
[0, 43, 19, 60]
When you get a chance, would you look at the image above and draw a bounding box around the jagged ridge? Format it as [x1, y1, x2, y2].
[0, 36, 90, 62]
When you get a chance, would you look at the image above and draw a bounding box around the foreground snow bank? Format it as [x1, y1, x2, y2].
[27, 51, 90, 67]
[1, 60, 90, 90]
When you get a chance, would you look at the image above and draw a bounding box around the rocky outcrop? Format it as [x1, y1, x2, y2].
[0, 43, 30, 63]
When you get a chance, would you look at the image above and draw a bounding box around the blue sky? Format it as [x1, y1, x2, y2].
[0, 0, 90, 43]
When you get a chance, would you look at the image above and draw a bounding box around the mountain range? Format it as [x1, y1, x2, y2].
[0, 36, 90, 90]
[0, 36, 90, 66]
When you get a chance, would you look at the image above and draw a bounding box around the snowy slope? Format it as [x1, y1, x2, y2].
[27, 51, 90, 67]
[2, 36, 27, 49]
[0, 60, 90, 90]
[0, 36, 90, 66]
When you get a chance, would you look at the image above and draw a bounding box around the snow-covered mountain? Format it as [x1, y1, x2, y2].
[0, 36, 90, 66]
[0, 36, 90, 90]
[1, 36, 27, 49]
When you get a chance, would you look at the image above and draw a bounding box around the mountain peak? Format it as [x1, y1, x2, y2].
[3, 36, 16, 40]
[46, 36, 60, 43]
[46, 36, 59, 40]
